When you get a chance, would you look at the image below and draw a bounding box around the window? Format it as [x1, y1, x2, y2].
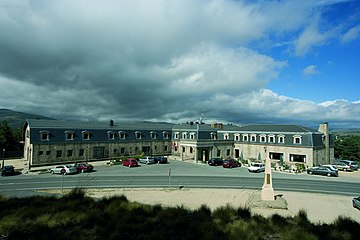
[293, 135, 302, 144]
[56, 150, 62, 158]
[182, 146, 185, 153]
[190, 147, 193, 153]
[217, 150, 221, 157]
[250, 134, 256, 142]
[174, 132, 179, 139]
[278, 135, 285, 143]
[226, 149, 231, 156]
[182, 132, 187, 139]
[81, 131, 90, 140]
[79, 149, 84, 157]
[163, 131, 170, 139]
[268, 135, 275, 143]
[224, 133, 229, 140]
[290, 154, 306, 163]
[65, 131, 74, 140]
[164, 146, 168, 152]
[235, 134, 240, 141]
[190, 132, 195, 139]
[119, 131, 126, 140]
[93, 147, 105, 158]
[211, 132, 217, 140]
[39, 130, 50, 141]
[120, 147, 125, 154]
[242, 134, 248, 141]
[113, 149, 117, 154]
[46, 150, 51, 155]
[67, 150, 73, 157]
[259, 134, 266, 142]
[107, 131, 115, 140]
[150, 131, 157, 139]
[38, 151, 43, 156]
[135, 131, 142, 139]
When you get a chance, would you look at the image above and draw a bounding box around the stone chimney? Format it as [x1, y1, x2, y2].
[318, 122, 330, 164]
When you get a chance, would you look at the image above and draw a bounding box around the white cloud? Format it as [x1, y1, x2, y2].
[303, 65, 320, 77]
[341, 25, 360, 44]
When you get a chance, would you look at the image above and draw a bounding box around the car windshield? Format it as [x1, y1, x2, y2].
[66, 165, 73, 168]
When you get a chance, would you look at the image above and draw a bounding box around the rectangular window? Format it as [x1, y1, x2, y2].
[46, 151, 51, 155]
[66, 133, 73, 140]
[79, 149, 84, 157]
[226, 149, 231, 156]
[190, 147, 193, 153]
[217, 150, 221, 157]
[83, 133, 90, 140]
[136, 133, 142, 139]
[290, 154, 306, 163]
[56, 150, 62, 158]
[93, 147, 105, 158]
[38, 151, 43, 156]
[109, 133, 115, 140]
[164, 146, 168, 152]
[119, 132, 126, 139]
[41, 133, 49, 141]
[67, 150, 73, 157]
[269, 136, 275, 143]
[120, 147, 125, 154]
[163, 132, 170, 139]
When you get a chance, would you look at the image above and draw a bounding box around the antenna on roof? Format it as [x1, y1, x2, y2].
[199, 112, 204, 124]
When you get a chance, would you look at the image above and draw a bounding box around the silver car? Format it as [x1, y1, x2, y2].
[338, 160, 358, 171]
[50, 165, 78, 175]
[331, 162, 353, 171]
[139, 156, 155, 165]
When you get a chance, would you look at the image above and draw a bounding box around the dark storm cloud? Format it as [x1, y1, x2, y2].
[0, 0, 359, 128]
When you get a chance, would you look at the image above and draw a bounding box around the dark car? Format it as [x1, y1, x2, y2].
[75, 163, 94, 173]
[307, 166, 338, 177]
[122, 158, 139, 168]
[154, 156, 168, 164]
[223, 159, 241, 168]
[1, 165, 15, 176]
[208, 158, 223, 166]
[353, 197, 360, 210]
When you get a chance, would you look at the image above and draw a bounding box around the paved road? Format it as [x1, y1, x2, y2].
[0, 160, 359, 197]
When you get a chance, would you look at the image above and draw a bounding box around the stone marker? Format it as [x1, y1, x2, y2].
[261, 157, 275, 201]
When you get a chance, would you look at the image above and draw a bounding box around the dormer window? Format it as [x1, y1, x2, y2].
[210, 132, 217, 140]
[250, 134, 256, 142]
[163, 131, 170, 139]
[259, 134, 266, 143]
[119, 131, 126, 140]
[174, 132, 179, 139]
[107, 131, 115, 140]
[278, 135, 285, 143]
[268, 134, 275, 143]
[65, 130, 74, 140]
[242, 134, 249, 141]
[234, 134, 240, 141]
[150, 131, 157, 139]
[81, 130, 90, 140]
[135, 131, 142, 139]
[189, 132, 196, 140]
[39, 130, 50, 141]
[293, 135, 302, 144]
[223, 133, 229, 140]
[182, 132, 187, 139]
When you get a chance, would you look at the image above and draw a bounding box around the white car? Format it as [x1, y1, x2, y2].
[248, 163, 265, 173]
[50, 165, 78, 175]
[139, 156, 155, 165]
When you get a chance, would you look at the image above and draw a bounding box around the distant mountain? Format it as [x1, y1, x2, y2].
[0, 109, 53, 129]
[332, 128, 360, 136]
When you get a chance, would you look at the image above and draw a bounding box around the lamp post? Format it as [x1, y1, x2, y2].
[2, 148, 5, 169]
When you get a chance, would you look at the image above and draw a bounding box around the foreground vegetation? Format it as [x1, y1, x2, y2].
[0, 189, 358, 240]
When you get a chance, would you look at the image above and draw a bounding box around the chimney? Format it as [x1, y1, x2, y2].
[318, 122, 330, 164]
[110, 120, 114, 127]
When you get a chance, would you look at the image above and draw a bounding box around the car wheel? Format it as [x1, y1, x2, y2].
[51, 170, 54, 174]
[128, 165, 131, 168]
[327, 173, 331, 177]
[81, 169, 85, 173]
[309, 171, 312, 175]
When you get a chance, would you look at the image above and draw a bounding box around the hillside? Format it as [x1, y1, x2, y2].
[0, 109, 53, 129]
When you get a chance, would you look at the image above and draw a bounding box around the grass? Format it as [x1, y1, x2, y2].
[0, 188, 359, 240]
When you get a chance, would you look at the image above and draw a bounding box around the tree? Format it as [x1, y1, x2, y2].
[0, 120, 13, 149]
[334, 136, 360, 161]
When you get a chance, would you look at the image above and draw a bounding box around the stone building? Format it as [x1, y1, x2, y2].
[23, 119, 333, 169]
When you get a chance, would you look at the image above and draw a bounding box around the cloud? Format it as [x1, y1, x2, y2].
[303, 65, 320, 77]
[0, 0, 358, 128]
[341, 25, 360, 44]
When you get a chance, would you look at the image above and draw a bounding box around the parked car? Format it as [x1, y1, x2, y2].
[1, 165, 15, 176]
[322, 164, 339, 174]
[74, 163, 94, 173]
[122, 158, 139, 168]
[353, 197, 360, 210]
[139, 156, 155, 165]
[307, 166, 338, 177]
[50, 165, 78, 175]
[223, 159, 241, 168]
[338, 160, 358, 171]
[154, 156, 168, 164]
[248, 163, 265, 173]
[331, 162, 353, 172]
[208, 158, 223, 166]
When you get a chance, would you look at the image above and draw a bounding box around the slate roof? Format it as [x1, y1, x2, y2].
[235, 124, 318, 133]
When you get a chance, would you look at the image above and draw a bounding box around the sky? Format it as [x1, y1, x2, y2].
[0, 0, 359, 129]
